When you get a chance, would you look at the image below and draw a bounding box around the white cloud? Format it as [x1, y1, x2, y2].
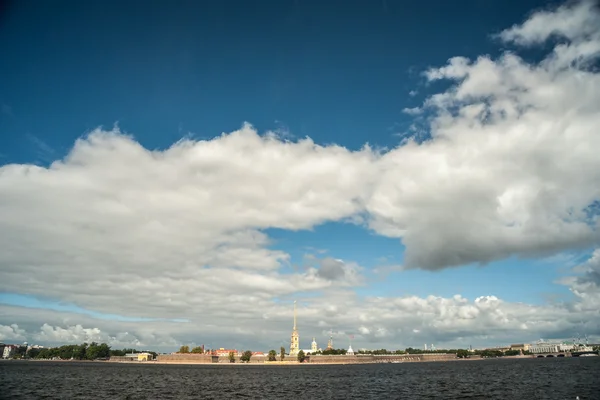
[402, 107, 422, 115]
[0, 126, 376, 318]
[0, 0, 600, 350]
[0, 324, 26, 342]
[369, 0, 600, 269]
[497, 0, 599, 47]
[34, 324, 110, 344]
[565, 248, 600, 310]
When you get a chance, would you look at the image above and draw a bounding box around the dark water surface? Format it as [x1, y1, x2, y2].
[1, 358, 599, 399]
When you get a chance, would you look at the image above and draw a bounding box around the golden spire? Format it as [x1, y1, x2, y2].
[293, 300, 297, 330]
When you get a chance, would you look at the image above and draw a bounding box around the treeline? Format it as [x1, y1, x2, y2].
[355, 348, 531, 358]
[358, 349, 407, 355]
[312, 348, 348, 355]
[29, 342, 110, 360]
[110, 348, 158, 358]
[356, 348, 467, 355]
[177, 345, 204, 354]
[23, 342, 158, 360]
[475, 349, 530, 358]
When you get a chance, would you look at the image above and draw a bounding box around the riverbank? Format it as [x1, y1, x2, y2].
[1, 354, 554, 366]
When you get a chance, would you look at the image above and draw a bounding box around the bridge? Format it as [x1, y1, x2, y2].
[571, 350, 599, 357]
[534, 353, 570, 358]
[533, 350, 599, 358]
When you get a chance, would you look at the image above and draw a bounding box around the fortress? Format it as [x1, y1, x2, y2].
[116, 301, 458, 365]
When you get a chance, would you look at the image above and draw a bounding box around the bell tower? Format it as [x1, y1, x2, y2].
[289, 301, 299, 356]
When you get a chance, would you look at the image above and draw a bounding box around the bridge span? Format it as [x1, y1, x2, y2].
[534, 353, 570, 358]
[534, 350, 599, 358]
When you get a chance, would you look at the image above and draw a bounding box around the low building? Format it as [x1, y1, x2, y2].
[109, 353, 153, 362]
[2, 345, 19, 359]
[528, 342, 573, 354]
[510, 344, 530, 352]
[136, 353, 153, 361]
[486, 346, 511, 352]
[212, 348, 238, 357]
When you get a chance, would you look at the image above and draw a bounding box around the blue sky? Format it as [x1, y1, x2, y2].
[2, 0, 554, 159]
[1, 0, 599, 350]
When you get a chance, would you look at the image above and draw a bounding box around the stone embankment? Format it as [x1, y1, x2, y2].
[307, 353, 457, 364]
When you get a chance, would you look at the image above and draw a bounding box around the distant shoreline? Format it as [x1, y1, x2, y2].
[2, 355, 542, 366]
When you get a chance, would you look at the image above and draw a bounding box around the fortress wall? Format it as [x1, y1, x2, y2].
[420, 353, 457, 361]
[308, 355, 367, 364]
[373, 355, 424, 362]
[157, 354, 218, 363]
[216, 355, 267, 363]
[307, 353, 457, 363]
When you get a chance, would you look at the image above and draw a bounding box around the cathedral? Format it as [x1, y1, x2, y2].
[290, 301, 324, 356]
[289, 301, 299, 356]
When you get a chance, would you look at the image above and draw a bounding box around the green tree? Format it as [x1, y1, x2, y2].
[84, 342, 110, 360]
[280, 346, 285, 361]
[229, 351, 236, 363]
[297, 349, 306, 363]
[86, 343, 100, 360]
[322, 348, 347, 355]
[36, 348, 50, 359]
[28, 348, 42, 359]
[456, 349, 470, 358]
[96, 343, 110, 359]
[75, 343, 88, 360]
[15, 345, 27, 358]
[191, 346, 204, 354]
[268, 349, 277, 361]
[178, 345, 190, 353]
[240, 350, 253, 363]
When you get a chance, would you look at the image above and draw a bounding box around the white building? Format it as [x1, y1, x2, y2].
[2, 345, 19, 359]
[528, 342, 574, 354]
[300, 337, 319, 355]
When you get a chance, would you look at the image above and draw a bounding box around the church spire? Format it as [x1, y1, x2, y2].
[289, 300, 299, 356]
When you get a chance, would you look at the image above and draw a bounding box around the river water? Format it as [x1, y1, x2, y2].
[1, 357, 598, 399]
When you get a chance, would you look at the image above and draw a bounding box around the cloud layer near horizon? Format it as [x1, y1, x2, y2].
[1, 0, 599, 349]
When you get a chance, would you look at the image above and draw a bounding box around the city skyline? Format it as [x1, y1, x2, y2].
[1, 0, 600, 352]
